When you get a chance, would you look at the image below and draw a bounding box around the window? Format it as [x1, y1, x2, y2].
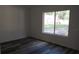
[42, 10, 70, 36]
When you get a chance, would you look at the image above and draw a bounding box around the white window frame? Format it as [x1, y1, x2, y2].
[42, 10, 70, 37]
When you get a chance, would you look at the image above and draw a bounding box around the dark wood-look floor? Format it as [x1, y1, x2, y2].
[1, 38, 79, 54]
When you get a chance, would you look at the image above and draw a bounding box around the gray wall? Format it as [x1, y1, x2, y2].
[30, 5, 79, 50]
[0, 45, 1, 54]
[0, 6, 30, 43]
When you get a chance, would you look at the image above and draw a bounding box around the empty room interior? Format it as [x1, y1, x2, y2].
[0, 5, 79, 54]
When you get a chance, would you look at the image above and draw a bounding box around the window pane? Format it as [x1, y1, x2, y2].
[55, 10, 70, 36]
[43, 12, 54, 34]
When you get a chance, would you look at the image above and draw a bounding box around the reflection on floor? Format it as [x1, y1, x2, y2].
[1, 38, 79, 54]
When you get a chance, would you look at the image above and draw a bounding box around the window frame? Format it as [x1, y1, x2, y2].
[42, 10, 70, 37]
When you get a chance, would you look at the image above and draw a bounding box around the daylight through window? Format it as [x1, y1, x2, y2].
[42, 10, 70, 36]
